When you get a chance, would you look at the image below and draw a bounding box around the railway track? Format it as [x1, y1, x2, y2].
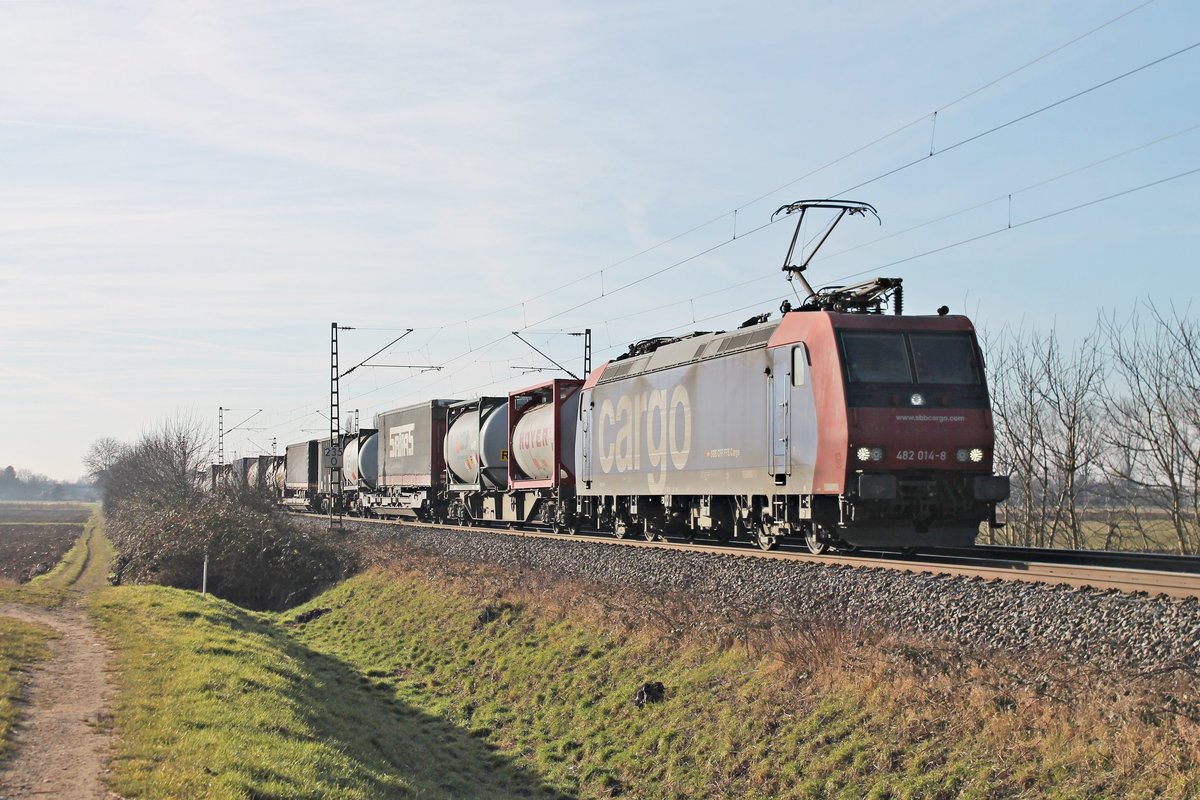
[309, 513, 1200, 600]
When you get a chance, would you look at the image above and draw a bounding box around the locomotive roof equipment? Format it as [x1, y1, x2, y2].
[774, 199, 903, 315]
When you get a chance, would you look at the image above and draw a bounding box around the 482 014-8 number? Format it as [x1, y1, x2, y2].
[895, 449, 948, 462]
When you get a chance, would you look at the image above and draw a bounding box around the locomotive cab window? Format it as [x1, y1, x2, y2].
[841, 332, 912, 383]
[909, 334, 981, 385]
[791, 343, 809, 386]
[840, 330, 984, 389]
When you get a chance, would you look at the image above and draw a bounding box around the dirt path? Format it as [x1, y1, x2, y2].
[0, 522, 117, 799]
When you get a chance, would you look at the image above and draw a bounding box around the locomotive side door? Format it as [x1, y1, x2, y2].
[579, 390, 592, 487]
[769, 346, 791, 477]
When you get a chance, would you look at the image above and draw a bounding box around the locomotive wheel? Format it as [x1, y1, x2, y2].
[804, 531, 827, 555]
[613, 519, 628, 540]
[642, 524, 657, 543]
[755, 526, 778, 551]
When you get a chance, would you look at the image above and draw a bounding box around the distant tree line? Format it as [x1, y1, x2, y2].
[987, 303, 1200, 554]
[0, 465, 97, 502]
[87, 416, 352, 610]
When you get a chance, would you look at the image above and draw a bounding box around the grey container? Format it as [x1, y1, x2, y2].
[374, 400, 457, 489]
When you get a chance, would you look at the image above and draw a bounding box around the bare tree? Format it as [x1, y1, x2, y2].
[988, 326, 1053, 546]
[89, 414, 211, 512]
[1035, 328, 1105, 549]
[987, 324, 1105, 548]
[1099, 305, 1200, 554]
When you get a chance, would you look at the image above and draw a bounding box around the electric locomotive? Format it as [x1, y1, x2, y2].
[572, 200, 1009, 551]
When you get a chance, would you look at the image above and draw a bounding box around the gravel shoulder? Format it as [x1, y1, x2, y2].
[333, 518, 1200, 671]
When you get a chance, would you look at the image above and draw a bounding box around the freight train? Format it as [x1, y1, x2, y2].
[270, 200, 1010, 553]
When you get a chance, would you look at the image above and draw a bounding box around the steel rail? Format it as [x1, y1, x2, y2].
[936, 544, 1200, 574]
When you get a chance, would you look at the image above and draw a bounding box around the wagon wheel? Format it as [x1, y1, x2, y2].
[804, 529, 827, 555]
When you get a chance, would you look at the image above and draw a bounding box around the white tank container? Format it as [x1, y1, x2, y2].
[358, 433, 378, 489]
[512, 401, 576, 481]
[445, 403, 508, 487]
[342, 437, 361, 483]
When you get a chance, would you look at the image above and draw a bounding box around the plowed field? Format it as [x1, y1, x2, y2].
[0, 503, 91, 582]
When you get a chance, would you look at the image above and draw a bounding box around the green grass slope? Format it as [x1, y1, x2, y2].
[90, 585, 566, 800]
[92, 554, 1200, 799]
[285, 563, 1199, 800]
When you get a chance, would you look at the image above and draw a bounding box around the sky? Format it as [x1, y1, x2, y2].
[2, 0, 1198, 480]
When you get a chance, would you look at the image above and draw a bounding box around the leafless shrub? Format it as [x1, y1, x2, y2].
[93, 414, 354, 610]
[106, 493, 352, 610]
[988, 304, 1200, 552]
[1099, 304, 1200, 554]
[86, 416, 209, 513]
[987, 325, 1104, 547]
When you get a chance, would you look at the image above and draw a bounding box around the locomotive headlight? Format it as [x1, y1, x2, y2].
[856, 446, 884, 462]
[957, 447, 986, 463]
[910, 393, 926, 407]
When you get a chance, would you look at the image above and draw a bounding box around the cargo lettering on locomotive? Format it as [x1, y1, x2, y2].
[388, 424, 416, 458]
[596, 384, 692, 488]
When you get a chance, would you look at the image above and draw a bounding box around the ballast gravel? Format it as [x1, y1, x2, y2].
[328, 519, 1200, 671]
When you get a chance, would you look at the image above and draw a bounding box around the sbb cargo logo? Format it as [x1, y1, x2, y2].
[596, 385, 692, 489]
[388, 424, 416, 458]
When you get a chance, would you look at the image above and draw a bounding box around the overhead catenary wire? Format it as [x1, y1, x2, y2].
[400, 1, 1171, 341]
[369, 160, 1200, 410]
[517, 38, 1200, 333]
[334, 157, 1200, 424]
[288, 24, 1179, 398]
[833, 39, 1200, 200]
[260, 6, 1189, 445]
